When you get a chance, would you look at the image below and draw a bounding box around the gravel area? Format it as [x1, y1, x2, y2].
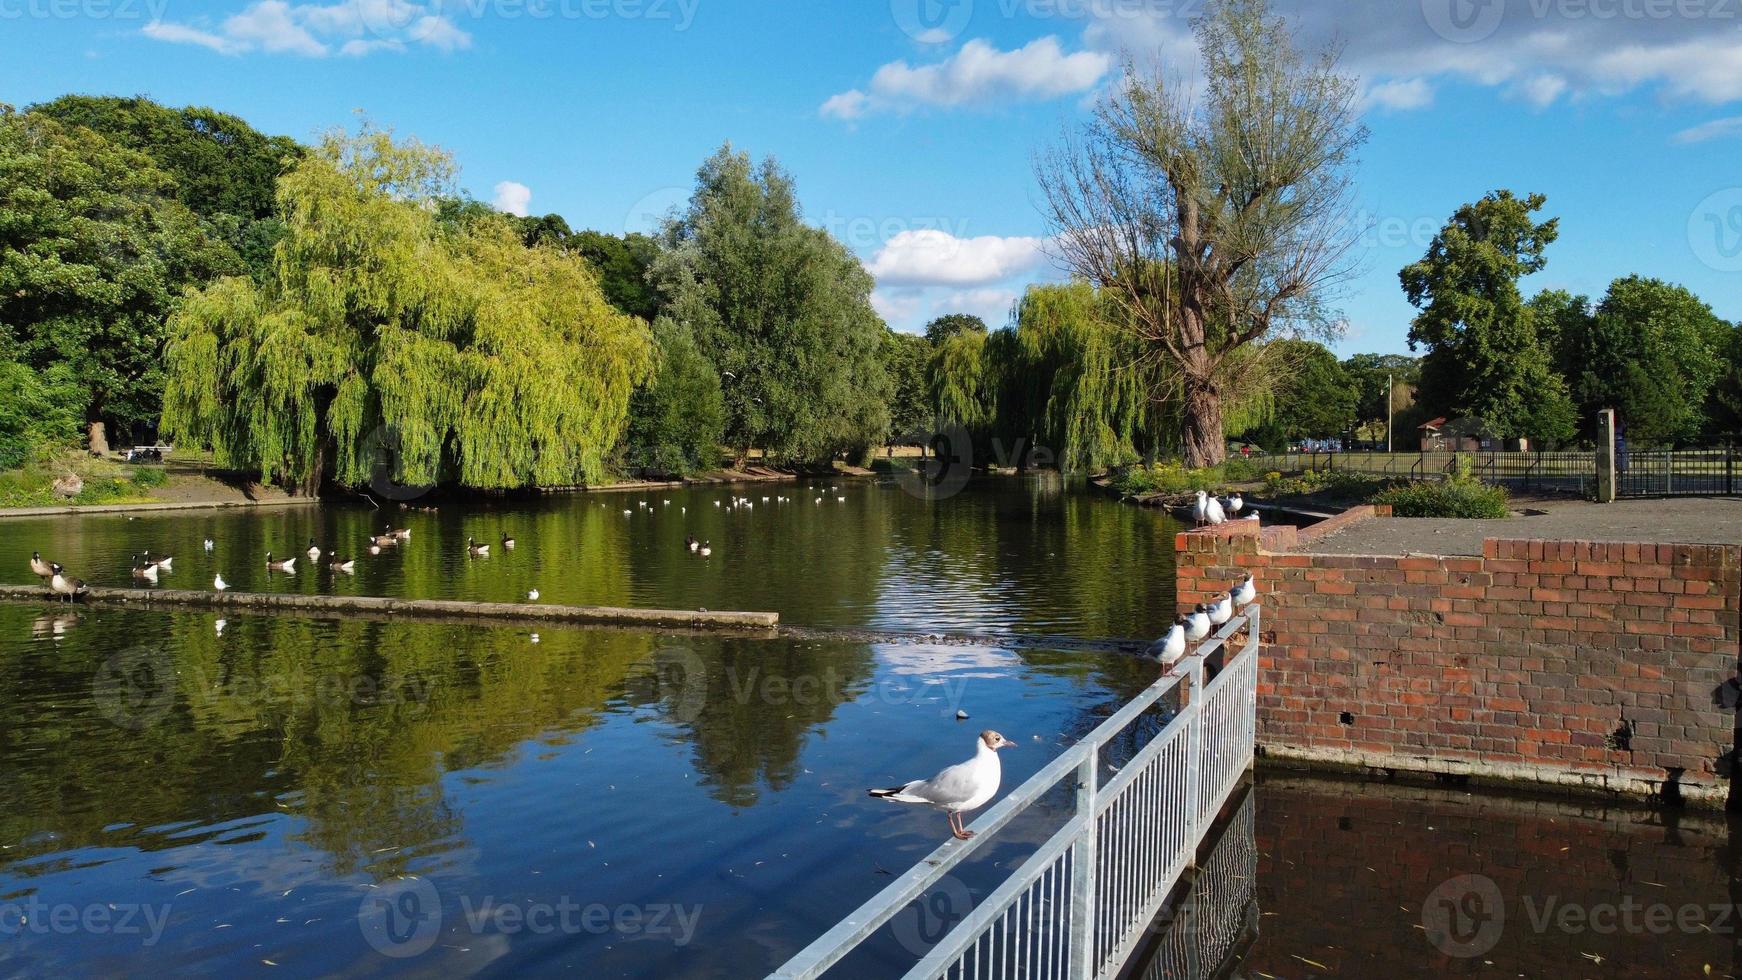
[1304, 497, 1742, 556]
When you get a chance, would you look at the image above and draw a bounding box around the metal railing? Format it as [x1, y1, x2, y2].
[1618, 448, 1740, 497]
[770, 604, 1261, 980]
[1136, 787, 1258, 980]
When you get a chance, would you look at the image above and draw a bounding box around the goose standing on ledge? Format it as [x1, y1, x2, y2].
[869, 730, 1016, 840]
[49, 564, 86, 602]
[30, 552, 53, 579]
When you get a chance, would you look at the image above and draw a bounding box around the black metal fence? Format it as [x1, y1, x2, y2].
[1252, 447, 1742, 499]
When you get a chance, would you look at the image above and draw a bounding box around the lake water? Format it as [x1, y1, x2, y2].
[3, 477, 1731, 978]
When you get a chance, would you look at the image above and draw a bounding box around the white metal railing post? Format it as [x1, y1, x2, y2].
[1068, 748, 1097, 979]
[1184, 659, 1205, 868]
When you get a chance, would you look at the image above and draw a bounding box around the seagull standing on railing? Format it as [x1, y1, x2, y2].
[1232, 573, 1256, 607]
[869, 730, 1016, 841]
[1207, 592, 1234, 628]
[1149, 618, 1188, 671]
[1184, 604, 1212, 642]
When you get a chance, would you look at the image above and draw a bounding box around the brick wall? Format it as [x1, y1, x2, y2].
[1177, 511, 1742, 805]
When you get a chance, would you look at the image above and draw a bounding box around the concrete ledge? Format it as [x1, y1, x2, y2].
[0, 584, 779, 631]
[0, 496, 320, 519]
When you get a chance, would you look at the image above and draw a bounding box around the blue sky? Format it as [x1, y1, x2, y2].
[3, 0, 1739, 354]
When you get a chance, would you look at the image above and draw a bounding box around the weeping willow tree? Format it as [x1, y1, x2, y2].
[162, 125, 653, 493]
[1014, 283, 1158, 472]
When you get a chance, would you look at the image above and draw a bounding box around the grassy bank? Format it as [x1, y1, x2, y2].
[0, 453, 169, 508]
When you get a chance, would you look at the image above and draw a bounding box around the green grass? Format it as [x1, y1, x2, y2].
[0, 452, 170, 509]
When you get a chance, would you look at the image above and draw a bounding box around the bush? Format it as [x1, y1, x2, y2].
[1373, 478, 1510, 519]
[1261, 468, 1380, 500]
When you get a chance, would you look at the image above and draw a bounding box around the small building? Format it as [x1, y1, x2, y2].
[1420, 416, 1530, 453]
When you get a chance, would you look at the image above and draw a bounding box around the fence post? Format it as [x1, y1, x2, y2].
[1594, 409, 1617, 503]
[1728, 445, 1735, 496]
[1068, 749, 1098, 980]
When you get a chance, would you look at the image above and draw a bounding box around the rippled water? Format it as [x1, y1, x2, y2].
[0, 477, 1172, 977]
[4, 475, 1178, 640]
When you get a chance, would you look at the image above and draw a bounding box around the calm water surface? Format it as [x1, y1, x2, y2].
[4, 478, 1732, 978]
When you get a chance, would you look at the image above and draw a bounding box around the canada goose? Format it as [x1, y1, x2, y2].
[48, 564, 86, 602]
[29, 551, 53, 579]
[264, 552, 296, 572]
[143, 551, 172, 570]
[685, 535, 699, 553]
[329, 554, 356, 572]
[131, 555, 158, 582]
[213, 573, 228, 591]
[371, 532, 398, 549]
[307, 539, 322, 561]
[501, 534, 516, 550]
[699, 541, 712, 557]
[467, 537, 490, 557]
[391, 527, 411, 541]
[204, 538, 215, 552]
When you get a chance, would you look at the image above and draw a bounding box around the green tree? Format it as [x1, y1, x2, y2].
[1341, 353, 1420, 445]
[1037, 0, 1366, 466]
[1267, 339, 1357, 442]
[0, 356, 84, 467]
[923, 313, 988, 345]
[31, 95, 302, 281]
[1014, 283, 1156, 472]
[1401, 190, 1576, 445]
[624, 317, 725, 475]
[1705, 321, 1742, 441]
[0, 108, 240, 446]
[161, 124, 653, 493]
[1549, 276, 1731, 446]
[883, 329, 934, 441]
[569, 230, 662, 322]
[653, 144, 889, 464]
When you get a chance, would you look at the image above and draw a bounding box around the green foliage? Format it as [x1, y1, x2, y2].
[1110, 457, 1265, 496]
[0, 108, 242, 437]
[923, 313, 988, 345]
[1705, 322, 1742, 440]
[568, 231, 662, 322]
[1014, 283, 1158, 472]
[161, 124, 653, 493]
[1243, 339, 1357, 445]
[0, 453, 169, 508]
[1547, 277, 1732, 446]
[0, 357, 84, 468]
[1402, 190, 1577, 445]
[624, 317, 725, 476]
[1342, 353, 1422, 442]
[882, 329, 933, 440]
[1260, 467, 1381, 500]
[30, 95, 302, 283]
[653, 144, 889, 463]
[1373, 470, 1510, 519]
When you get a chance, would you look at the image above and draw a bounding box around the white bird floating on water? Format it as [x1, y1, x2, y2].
[214, 618, 227, 635]
[203, 538, 215, 553]
[699, 541, 712, 557]
[1183, 604, 1212, 642]
[527, 589, 540, 602]
[869, 730, 1016, 840]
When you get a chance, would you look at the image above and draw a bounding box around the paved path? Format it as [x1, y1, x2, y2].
[1305, 497, 1742, 556]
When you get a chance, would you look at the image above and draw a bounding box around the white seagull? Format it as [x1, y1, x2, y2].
[1149, 618, 1188, 671]
[1226, 493, 1245, 516]
[527, 589, 540, 602]
[1184, 604, 1212, 642]
[1231, 573, 1257, 607]
[213, 573, 228, 592]
[1207, 592, 1234, 627]
[869, 730, 1016, 840]
[1192, 490, 1227, 526]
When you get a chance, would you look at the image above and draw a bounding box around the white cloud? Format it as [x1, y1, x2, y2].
[1510, 72, 1568, 108]
[143, 0, 471, 58]
[141, 21, 245, 55]
[822, 37, 1110, 118]
[864, 229, 1048, 287]
[1674, 116, 1742, 144]
[1362, 78, 1434, 112]
[492, 181, 533, 217]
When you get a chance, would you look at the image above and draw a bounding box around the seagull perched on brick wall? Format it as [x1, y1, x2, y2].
[869, 730, 1016, 840]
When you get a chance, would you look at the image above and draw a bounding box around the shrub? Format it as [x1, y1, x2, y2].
[1373, 478, 1510, 519]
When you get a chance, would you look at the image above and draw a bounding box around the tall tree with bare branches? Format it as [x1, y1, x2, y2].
[1037, 0, 1366, 467]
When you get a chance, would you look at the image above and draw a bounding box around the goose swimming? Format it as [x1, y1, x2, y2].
[306, 539, 321, 561]
[699, 541, 712, 557]
[869, 730, 1016, 840]
[466, 537, 490, 557]
[264, 552, 296, 572]
[131, 555, 158, 582]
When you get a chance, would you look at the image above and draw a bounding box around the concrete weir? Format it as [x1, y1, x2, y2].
[0, 584, 779, 631]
